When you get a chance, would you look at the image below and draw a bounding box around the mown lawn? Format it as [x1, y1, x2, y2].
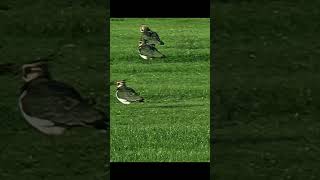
[110, 18, 210, 162]
[212, 0, 320, 179]
[0, 0, 109, 179]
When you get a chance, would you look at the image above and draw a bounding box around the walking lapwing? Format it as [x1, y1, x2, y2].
[116, 80, 144, 104]
[18, 60, 108, 135]
[138, 40, 165, 60]
[140, 24, 164, 46]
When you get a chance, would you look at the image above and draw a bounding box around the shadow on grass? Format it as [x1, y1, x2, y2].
[144, 103, 205, 109]
[161, 55, 209, 63]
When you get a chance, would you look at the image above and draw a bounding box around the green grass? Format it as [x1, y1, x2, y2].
[212, 0, 320, 179]
[110, 18, 210, 162]
[0, 1, 108, 179]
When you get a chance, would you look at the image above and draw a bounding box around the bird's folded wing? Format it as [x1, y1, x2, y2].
[46, 80, 83, 100]
[22, 81, 102, 126]
[117, 88, 142, 101]
[140, 46, 161, 56]
[151, 32, 161, 41]
[148, 47, 164, 57]
[142, 32, 162, 45]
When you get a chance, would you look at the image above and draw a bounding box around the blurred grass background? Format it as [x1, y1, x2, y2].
[0, 0, 109, 179]
[212, 0, 320, 179]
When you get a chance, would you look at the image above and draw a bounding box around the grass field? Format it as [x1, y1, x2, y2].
[212, 0, 320, 179]
[0, 1, 109, 179]
[110, 18, 210, 162]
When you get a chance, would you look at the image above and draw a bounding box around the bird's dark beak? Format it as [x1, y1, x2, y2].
[0, 63, 20, 76]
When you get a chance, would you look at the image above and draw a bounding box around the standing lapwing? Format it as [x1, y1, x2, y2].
[138, 40, 166, 60]
[18, 60, 109, 135]
[116, 80, 144, 104]
[140, 24, 164, 46]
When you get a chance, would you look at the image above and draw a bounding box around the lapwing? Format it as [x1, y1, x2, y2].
[116, 80, 144, 104]
[18, 60, 109, 135]
[140, 24, 164, 46]
[138, 40, 166, 60]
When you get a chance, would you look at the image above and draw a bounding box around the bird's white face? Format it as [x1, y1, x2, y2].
[138, 40, 144, 47]
[140, 25, 149, 32]
[23, 72, 41, 82]
[22, 63, 46, 82]
[140, 25, 145, 32]
[116, 81, 126, 88]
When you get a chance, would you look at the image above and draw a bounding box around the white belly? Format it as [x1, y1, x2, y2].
[19, 90, 66, 135]
[116, 92, 131, 104]
[139, 54, 148, 60]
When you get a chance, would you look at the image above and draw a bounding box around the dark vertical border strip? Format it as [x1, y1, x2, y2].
[210, 0, 214, 179]
[110, 0, 210, 18]
[106, 0, 111, 179]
